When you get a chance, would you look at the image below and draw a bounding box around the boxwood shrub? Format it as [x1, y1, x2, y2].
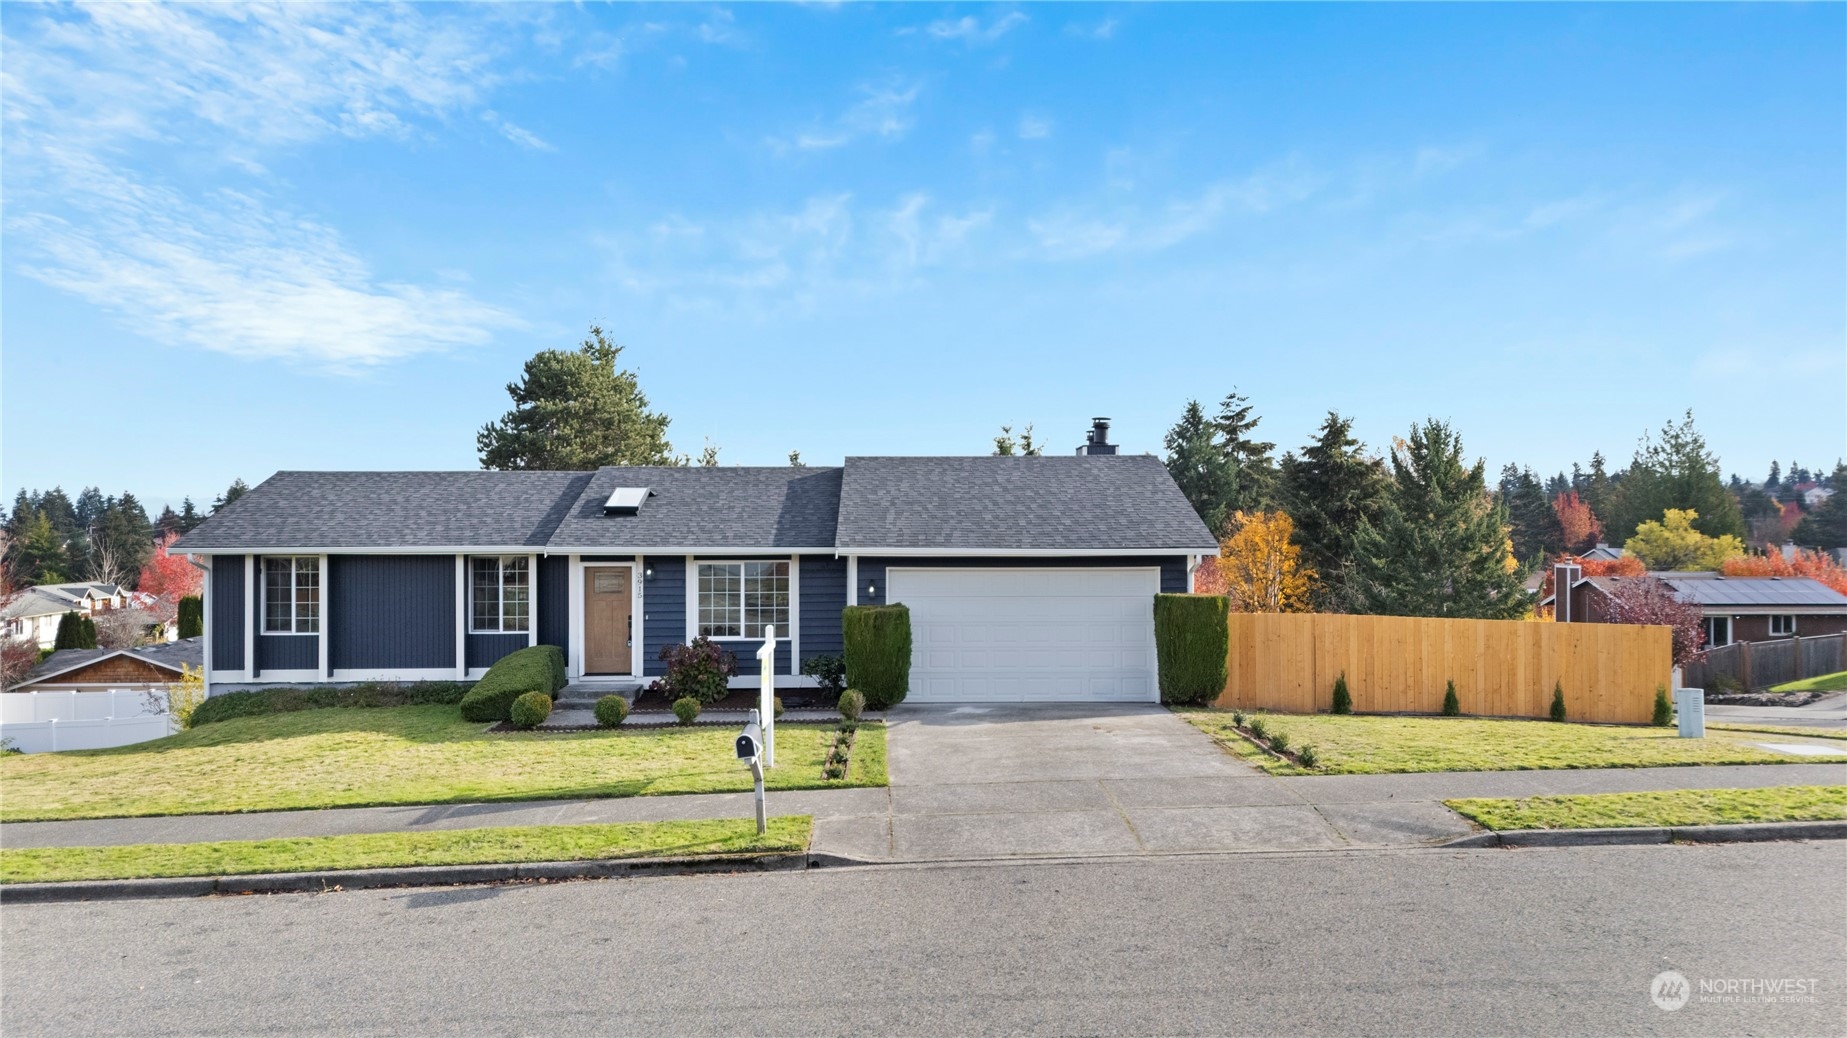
[508, 691, 553, 730]
[594, 695, 630, 728]
[1153, 593, 1229, 706]
[459, 645, 567, 723]
[190, 680, 472, 727]
[843, 604, 911, 710]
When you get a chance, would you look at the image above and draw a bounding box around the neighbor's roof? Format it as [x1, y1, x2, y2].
[170, 471, 595, 552]
[835, 454, 1219, 553]
[546, 466, 842, 549]
[171, 456, 1216, 554]
[20, 638, 203, 687]
[1, 584, 123, 620]
[1659, 576, 1847, 610]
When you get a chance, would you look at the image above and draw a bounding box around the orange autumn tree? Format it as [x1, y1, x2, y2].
[1537, 552, 1645, 602]
[1552, 490, 1601, 554]
[1722, 548, 1847, 598]
[1216, 510, 1315, 612]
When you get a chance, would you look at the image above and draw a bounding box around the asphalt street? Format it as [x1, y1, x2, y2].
[3, 841, 1842, 1037]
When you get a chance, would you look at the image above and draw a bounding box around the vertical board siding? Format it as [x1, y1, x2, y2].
[328, 555, 454, 670]
[257, 634, 318, 671]
[641, 555, 685, 677]
[210, 555, 245, 670]
[466, 633, 528, 671]
[538, 555, 569, 656]
[799, 554, 847, 662]
[1216, 613, 1672, 724]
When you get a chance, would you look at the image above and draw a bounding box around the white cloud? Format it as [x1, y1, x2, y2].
[1029, 158, 1327, 259]
[1017, 114, 1052, 140]
[696, 9, 747, 47]
[918, 12, 1027, 45]
[769, 80, 921, 153]
[1065, 18, 1118, 40]
[3, 3, 527, 370]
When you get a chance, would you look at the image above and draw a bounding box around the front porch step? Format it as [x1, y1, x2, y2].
[556, 680, 646, 705]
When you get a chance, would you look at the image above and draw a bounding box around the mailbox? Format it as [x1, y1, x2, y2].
[736, 720, 763, 761]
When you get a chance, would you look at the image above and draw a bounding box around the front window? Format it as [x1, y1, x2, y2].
[470, 556, 530, 633]
[697, 561, 789, 639]
[263, 556, 320, 634]
[1769, 615, 1796, 637]
[1703, 616, 1732, 648]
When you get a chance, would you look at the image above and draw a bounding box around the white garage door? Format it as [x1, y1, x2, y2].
[888, 567, 1160, 703]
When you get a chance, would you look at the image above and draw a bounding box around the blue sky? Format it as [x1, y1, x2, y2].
[4, 3, 1843, 512]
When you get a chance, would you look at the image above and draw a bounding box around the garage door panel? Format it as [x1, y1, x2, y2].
[889, 567, 1160, 703]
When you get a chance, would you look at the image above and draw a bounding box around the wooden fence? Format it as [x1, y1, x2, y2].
[1680, 634, 1844, 692]
[1215, 614, 1673, 725]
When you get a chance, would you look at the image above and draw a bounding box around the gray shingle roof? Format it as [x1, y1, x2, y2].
[836, 454, 1219, 552]
[546, 466, 842, 549]
[23, 638, 203, 685]
[1661, 576, 1847, 609]
[170, 471, 594, 551]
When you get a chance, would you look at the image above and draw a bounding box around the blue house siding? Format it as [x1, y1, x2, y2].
[257, 634, 317, 672]
[538, 555, 569, 656]
[328, 555, 454, 671]
[210, 555, 245, 671]
[640, 555, 684, 677]
[466, 633, 528, 671]
[854, 555, 1190, 606]
[798, 554, 847, 664]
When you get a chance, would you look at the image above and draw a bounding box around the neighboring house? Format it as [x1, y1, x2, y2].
[12, 637, 203, 693]
[170, 421, 1219, 704]
[1577, 543, 1627, 562]
[1543, 565, 1847, 647]
[1802, 485, 1835, 509]
[1, 582, 131, 650]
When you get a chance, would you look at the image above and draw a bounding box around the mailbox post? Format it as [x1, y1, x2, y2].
[757, 624, 776, 768]
[736, 709, 766, 835]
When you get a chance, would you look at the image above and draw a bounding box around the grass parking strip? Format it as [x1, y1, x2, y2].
[1707, 723, 1847, 742]
[1444, 786, 1847, 831]
[1179, 710, 1830, 775]
[0, 817, 813, 884]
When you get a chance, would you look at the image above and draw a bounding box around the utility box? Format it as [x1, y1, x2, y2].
[1675, 688, 1705, 739]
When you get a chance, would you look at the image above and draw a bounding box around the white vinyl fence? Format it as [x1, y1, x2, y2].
[0, 689, 175, 753]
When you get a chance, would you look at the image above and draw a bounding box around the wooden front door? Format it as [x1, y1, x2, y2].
[584, 567, 633, 675]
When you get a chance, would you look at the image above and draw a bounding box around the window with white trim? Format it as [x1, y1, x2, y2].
[470, 556, 531, 633]
[1769, 614, 1796, 637]
[697, 561, 789, 639]
[262, 556, 319, 634]
[1703, 616, 1731, 648]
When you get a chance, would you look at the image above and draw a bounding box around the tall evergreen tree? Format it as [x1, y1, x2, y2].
[73, 487, 106, 529]
[1213, 390, 1278, 513]
[213, 479, 250, 513]
[89, 494, 154, 588]
[478, 325, 675, 470]
[36, 488, 77, 541]
[13, 511, 72, 584]
[178, 498, 203, 531]
[155, 505, 183, 538]
[1277, 412, 1390, 612]
[1605, 410, 1745, 542]
[1499, 464, 1565, 565]
[1792, 462, 1847, 549]
[1765, 460, 1782, 493]
[1349, 420, 1528, 620]
[1163, 401, 1236, 536]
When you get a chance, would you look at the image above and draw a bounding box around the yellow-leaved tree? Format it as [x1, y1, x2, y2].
[1624, 509, 1745, 571]
[1218, 511, 1316, 612]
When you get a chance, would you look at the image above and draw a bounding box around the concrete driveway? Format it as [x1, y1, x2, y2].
[813, 703, 1474, 861]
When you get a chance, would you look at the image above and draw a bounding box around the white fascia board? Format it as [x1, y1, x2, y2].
[840, 547, 1205, 557]
[182, 545, 839, 556]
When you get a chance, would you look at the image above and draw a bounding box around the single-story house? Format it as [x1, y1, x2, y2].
[12, 638, 203, 693]
[170, 422, 1218, 703]
[1, 582, 133, 650]
[1544, 564, 1847, 647]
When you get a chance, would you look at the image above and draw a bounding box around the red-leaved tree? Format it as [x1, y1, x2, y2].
[1192, 556, 1229, 596]
[1722, 548, 1847, 598]
[135, 534, 202, 627]
[0, 563, 41, 689]
[1602, 576, 1706, 666]
[1552, 491, 1602, 555]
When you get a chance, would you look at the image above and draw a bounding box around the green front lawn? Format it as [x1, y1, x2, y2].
[0, 816, 812, 884]
[1179, 710, 1830, 775]
[0, 705, 885, 822]
[1769, 671, 1847, 693]
[1446, 786, 1847, 831]
[1709, 723, 1847, 742]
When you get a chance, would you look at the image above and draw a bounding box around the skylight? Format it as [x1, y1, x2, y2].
[603, 487, 652, 515]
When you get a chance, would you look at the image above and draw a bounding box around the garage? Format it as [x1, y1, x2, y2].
[887, 567, 1161, 703]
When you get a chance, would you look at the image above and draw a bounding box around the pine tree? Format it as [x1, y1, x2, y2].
[1765, 460, 1782, 493]
[213, 479, 250, 513]
[478, 325, 675, 470]
[13, 511, 72, 584]
[155, 505, 183, 537]
[90, 494, 154, 588]
[1793, 463, 1847, 549]
[1349, 419, 1529, 620]
[73, 487, 106, 529]
[1584, 452, 1613, 526]
[1163, 400, 1236, 536]
[1500, 464, 1565, 564]
[1213, 390, 1278, 513]
[1605, 410, 1745, 542]
[178, 498, 203, 531]
[1278, 412, 1390, 612]
[53, 611, 86, 651]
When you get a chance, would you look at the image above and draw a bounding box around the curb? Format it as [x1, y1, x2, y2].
[1444, 819, 1847, 849]
[0, 850, 871, 904]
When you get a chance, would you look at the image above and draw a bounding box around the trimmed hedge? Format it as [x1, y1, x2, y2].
[459, 645, 568, 723]
[177, 595, 204, 639]
[508, 691, 552, 730]
[1153, 594, 1229, 706]
[843, 604, 911, 710]
[190, 681, 472, 727]
[595, 695, 630, 728]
